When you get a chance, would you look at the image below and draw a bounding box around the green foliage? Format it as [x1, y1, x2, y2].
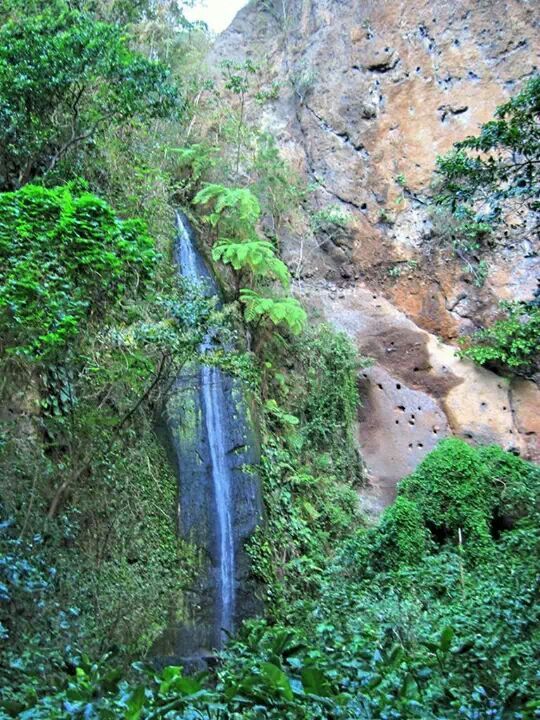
[400, 438, 494, 549]
[194, 183, 307, 338]
[194, 183, 261, 232]
[432, 75, 539, 284]
[0, 1, 179, 189]
[0, 431, 197, 712]
[213, 239, 290, 286]
[458, 300, 540, 376]
[387, 259, 418, 279]
[220, 59, 259, 176]
[247, 324, 364, 611]
[478, 443, 540, 521]
[371, 496, 428, 569]
[171, 143, 217, 198]
[251, 133, 306, 232]
[0, 183, 156, 358]
[431, 76, 539, 288]
[310, 204, 352, 233]
[0, 267, 213, 707]
[290, 325, 363, 459]
[17, 435, 540, 718]
[240, 290, 306, 335]
[436, 76, 540, 225]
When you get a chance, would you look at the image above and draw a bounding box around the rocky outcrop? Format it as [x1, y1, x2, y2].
[213, 0, 539, 503]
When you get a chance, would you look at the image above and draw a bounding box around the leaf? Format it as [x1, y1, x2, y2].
[440, 626, 454, 653]
[260, 662, 293, 700]
[301, 666, 335, 697]
[125, 686, 145, 720]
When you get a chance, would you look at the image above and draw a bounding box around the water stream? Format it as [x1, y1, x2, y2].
[175, 210, 236, 639]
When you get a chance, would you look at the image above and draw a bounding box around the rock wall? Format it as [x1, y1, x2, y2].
[213, 0, 539, 509]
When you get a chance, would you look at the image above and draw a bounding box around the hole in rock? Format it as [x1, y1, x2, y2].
[377, 383, 383, 390]
[396, 383, 402, 389]
[417, 442, 424, 448]
[398, 405, 405, 411]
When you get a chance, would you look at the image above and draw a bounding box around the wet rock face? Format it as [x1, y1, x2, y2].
[155, 366, 263, 663]
[214, 0, 539, 503]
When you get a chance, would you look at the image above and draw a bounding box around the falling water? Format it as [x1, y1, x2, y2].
[175, 211, 236, 641]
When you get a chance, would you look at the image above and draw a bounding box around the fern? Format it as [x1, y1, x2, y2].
[240, 289, 307, 335]
[172, 144, 216, 182]
[213, 239, 290, 287]
[193, 184, 260, 230]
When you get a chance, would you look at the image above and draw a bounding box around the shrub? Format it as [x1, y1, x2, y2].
[372, 496, 428, 569]
[479, 443, 540, 522]
[399, 438, 494, 555]
[458, 300, 540, 377]
[0, 183, 156, 358]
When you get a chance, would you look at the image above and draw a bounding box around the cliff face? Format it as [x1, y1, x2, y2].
[214, 0, 539, 511]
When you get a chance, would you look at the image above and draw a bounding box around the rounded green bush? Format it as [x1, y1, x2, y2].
[399, 438, 494, 536]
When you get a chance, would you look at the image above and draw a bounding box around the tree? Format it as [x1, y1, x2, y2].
[435, 75, 540, 245]
[457, 300, 540, 377]
[193, 183, 307, 337]
[240, 290, 307, 336]
[0, 1, 179, 189]
[220, 59, 258, 176]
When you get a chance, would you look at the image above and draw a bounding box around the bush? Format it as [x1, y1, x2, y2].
[0, 183, 156, 358]
[400, 438, 494, 545]
[371, 496, 428, 569]
[458, 301, 540, 377]
[0, 1, 178, 189]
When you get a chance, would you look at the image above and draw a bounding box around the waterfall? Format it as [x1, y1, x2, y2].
[175, 210, 236, 637]
[200, 364, 235, 637]
[165, 211, 254, 652]
[154, 212, 261, 663]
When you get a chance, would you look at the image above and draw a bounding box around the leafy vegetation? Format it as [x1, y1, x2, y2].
[0, 0, 178, 190]
[458, 300, 540, 377]
[0, 183, 156, 357]
[436, 75, 540, 230]
[248, 324, 366, 611]
[7, 439, 538, 719]
[432, 74, 539, 288]
[1, 2, 539, 719]
[240, 290, 307, 335]
[194, 183, 307, 337]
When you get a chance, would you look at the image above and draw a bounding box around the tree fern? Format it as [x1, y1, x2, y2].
[213, 239, 290, 287]
[193, 184, 260, 231]
[240, 289, 307, 335]
[172, 144, 216, 183]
